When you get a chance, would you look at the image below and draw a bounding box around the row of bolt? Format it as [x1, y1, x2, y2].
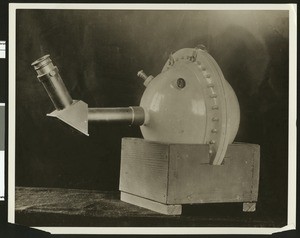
[197, 56, 220, 147]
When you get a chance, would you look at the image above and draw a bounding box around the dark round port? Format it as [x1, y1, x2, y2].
[177, 78, 186, 89]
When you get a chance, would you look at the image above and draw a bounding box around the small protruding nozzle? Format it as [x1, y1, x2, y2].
[137, 70, 148, 80]
[137, 70, 154, 87]
[32, 55, 73, 110]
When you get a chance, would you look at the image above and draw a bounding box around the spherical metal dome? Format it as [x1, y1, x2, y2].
[140, 48, 240, 165]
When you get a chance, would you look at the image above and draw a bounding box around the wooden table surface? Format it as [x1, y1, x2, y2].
[15, 186, 285, 227]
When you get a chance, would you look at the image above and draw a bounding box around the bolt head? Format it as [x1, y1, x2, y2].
[49, 71, 56, 77]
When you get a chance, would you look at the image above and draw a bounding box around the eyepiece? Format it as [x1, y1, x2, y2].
[32, 55, 73, 110]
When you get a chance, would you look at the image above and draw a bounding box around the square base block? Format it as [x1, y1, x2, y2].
[119, 138, 260, 215]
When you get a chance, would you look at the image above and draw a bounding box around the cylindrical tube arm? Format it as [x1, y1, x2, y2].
[88, 106, 145, 125]
[31, 55, 73, 110]
[32, 55, 146, 135]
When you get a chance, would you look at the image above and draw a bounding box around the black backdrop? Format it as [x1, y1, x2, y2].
[15, 10, 289, 224]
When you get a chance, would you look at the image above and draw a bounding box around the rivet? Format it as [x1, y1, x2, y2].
[210, 94, 217, 98]
[209, 149, 213, 154]
[212, 117, 219, 121]
[209, 140, 216, 144]
[169, 53, 175, 66]
[205, 74, 211, 78]
[190, 50, 197, 62]
[49, 71, 56, 77]
[212, 105, 219, 110]
[207, 83, 214, 88]
[197, 44, 207, 52]
[201, 66, 206, 71]
[211, 129, 218, 133]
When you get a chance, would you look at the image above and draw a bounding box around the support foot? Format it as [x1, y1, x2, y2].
[243, 202, 256, 212]
[121, 192, 182, 215]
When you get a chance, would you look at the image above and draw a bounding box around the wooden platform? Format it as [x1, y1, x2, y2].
[15, 186, 285, 227]
[119, 138, 260, 214]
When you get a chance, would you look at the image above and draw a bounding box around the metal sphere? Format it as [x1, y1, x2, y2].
[140, 48, 240, 164]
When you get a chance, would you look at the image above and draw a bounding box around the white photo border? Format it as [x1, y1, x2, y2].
[8, 3, 297, 235]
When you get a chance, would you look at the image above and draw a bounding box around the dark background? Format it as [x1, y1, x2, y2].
[15, 10, 289, 226]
